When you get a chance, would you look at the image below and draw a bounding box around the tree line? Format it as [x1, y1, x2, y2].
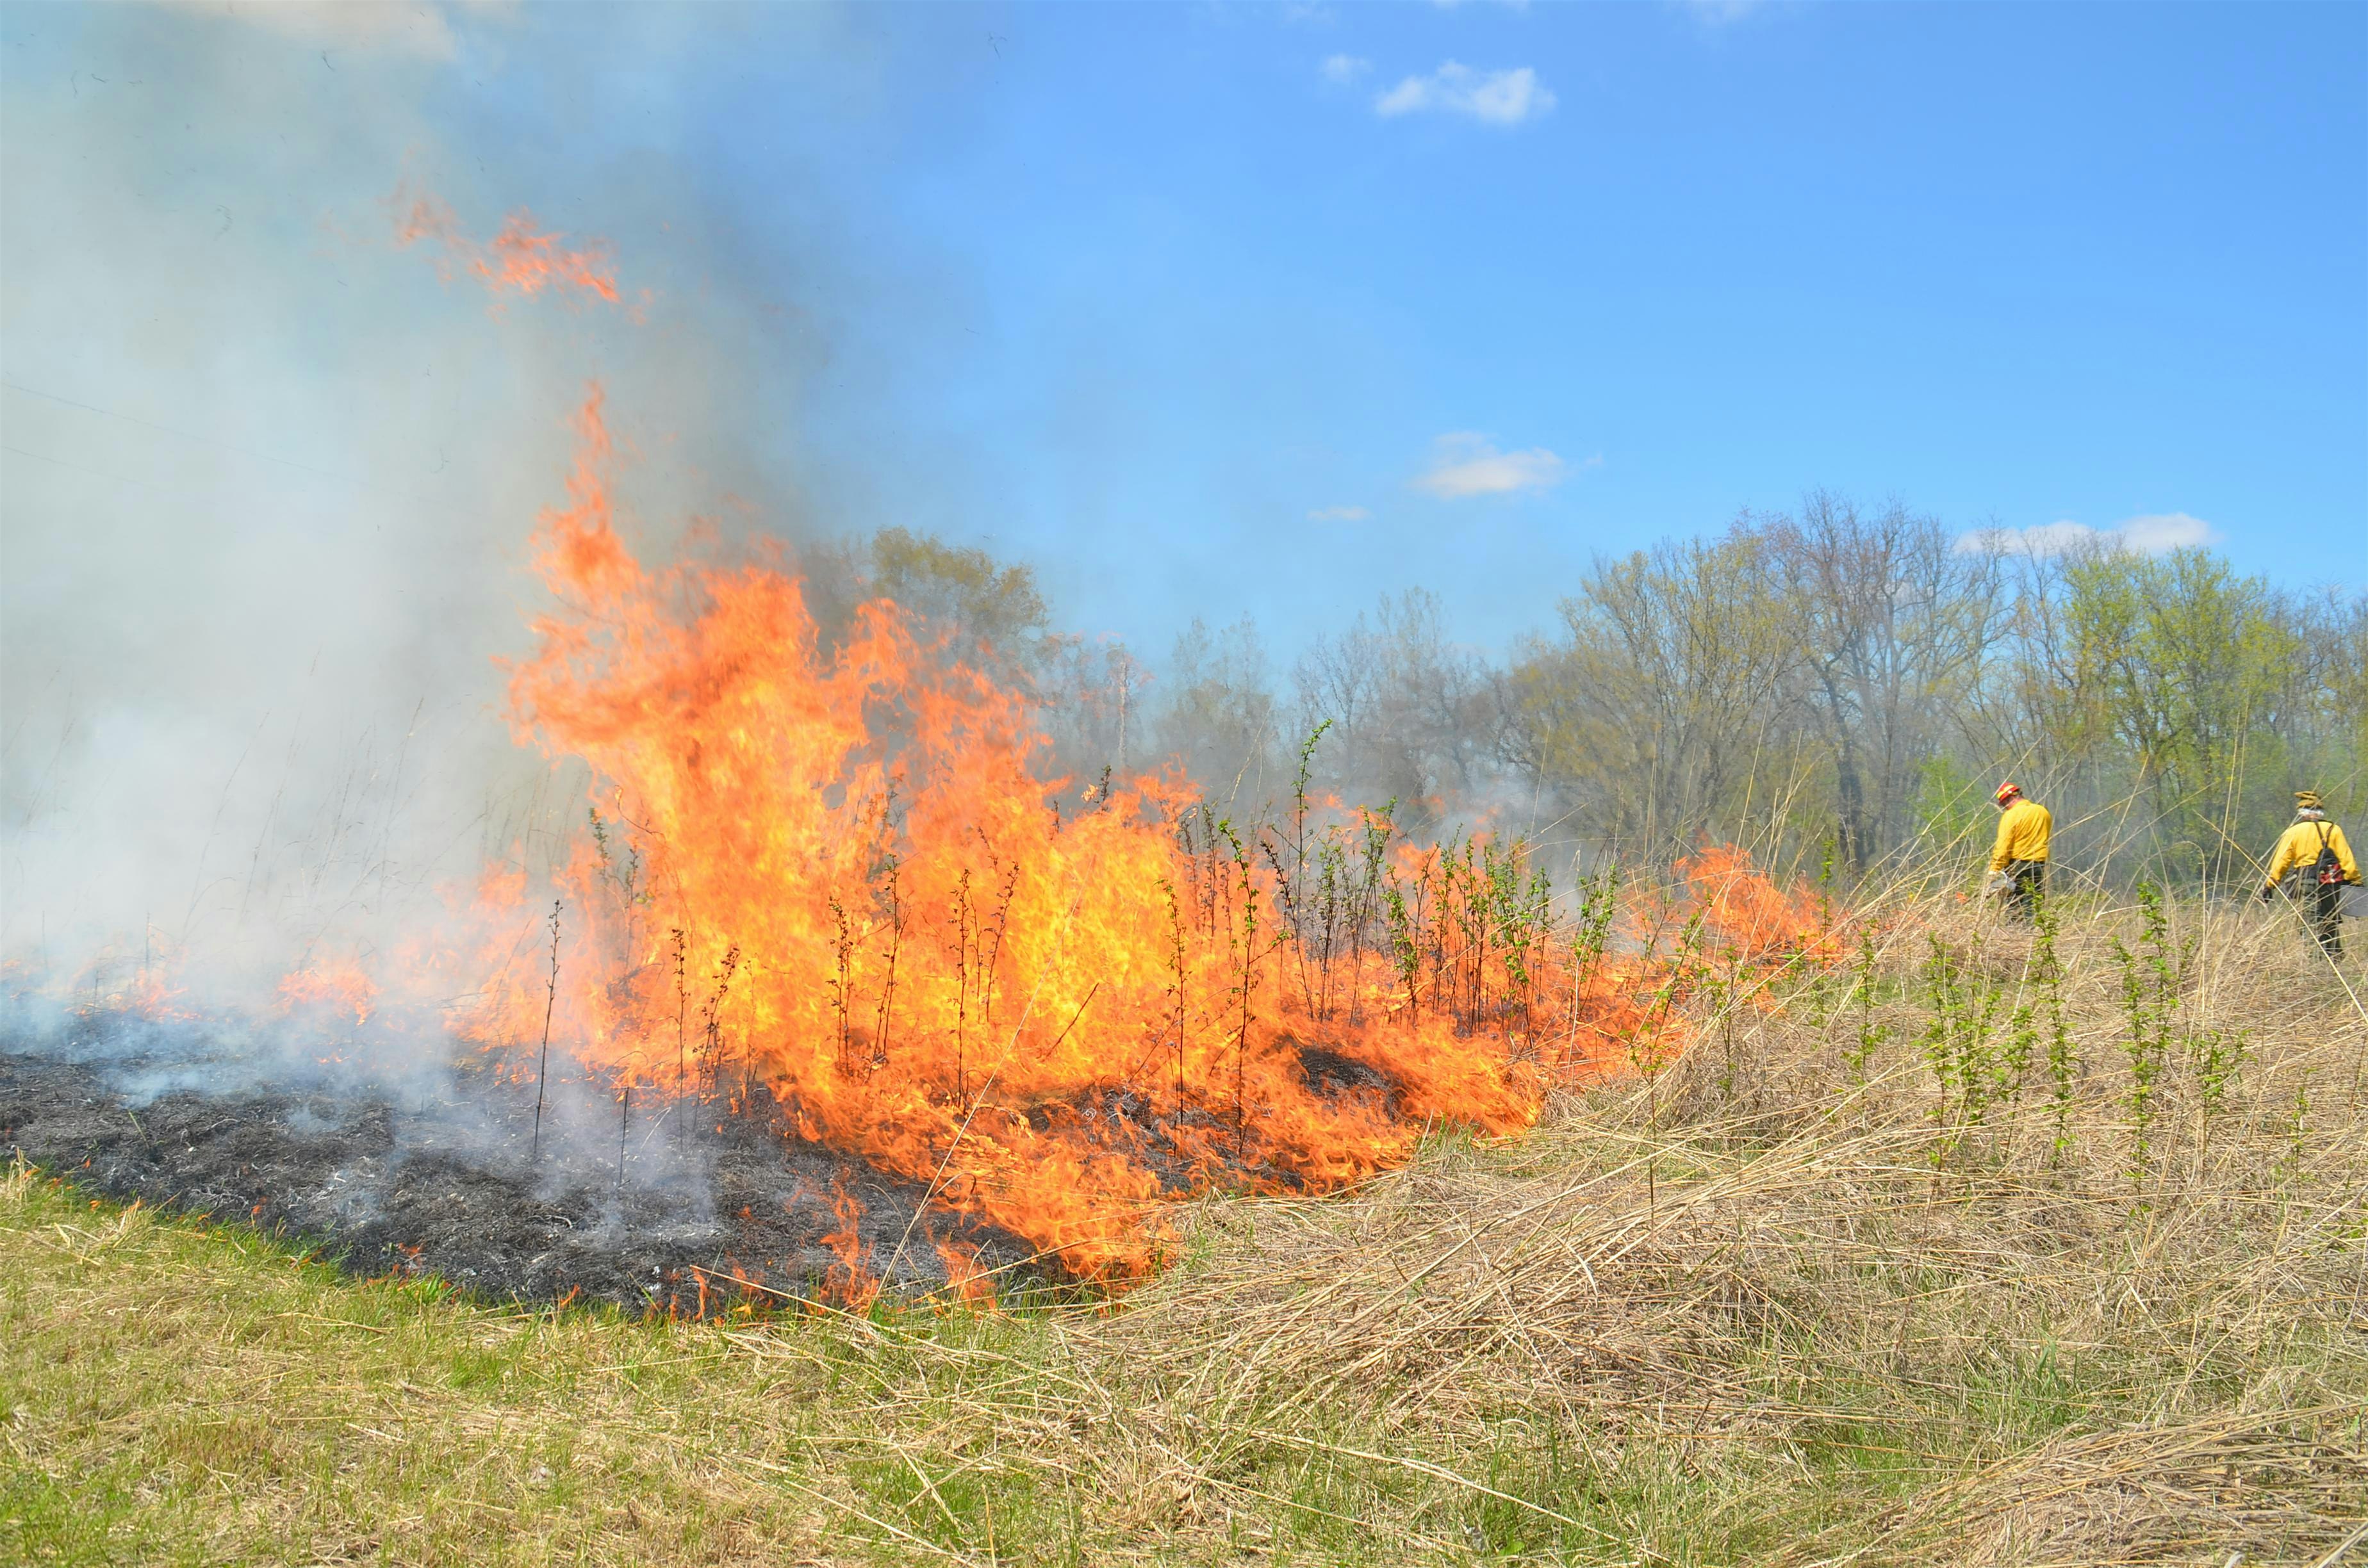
[837, 502, 2366, 894]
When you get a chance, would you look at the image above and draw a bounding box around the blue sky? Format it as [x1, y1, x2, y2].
[6, 1, 2364, 671]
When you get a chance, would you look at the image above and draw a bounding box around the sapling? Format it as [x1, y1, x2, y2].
[1636, 908, 1706, 1225]
[1581, 863, 1620, 983]
[2031, 900, 2077, 1166]
[616, 1066, 631, 1189]
[2192, 1025, 2244, 1115]
[2276, 1075, 2312, 1188]
[873, 854, 903, 1070]
[671, 926, 689, 1138]
[982, 859, 1018, 1025]
[2111, 980, 2155, 1189]
[1921, 933, 2005, 1157]
[530, 899, 561, 1164]
[1384, 872, 1420, 1029]
[1846, 925, 1887, 1084]
[1962, 940, 2007, 1124]
[1488, 847, 1550, 1045]
[1159, 875, 1188, 1088]
[700, 943, 741, 1103]
[588, 804, 644, 955]
[2190, 1024, 2246, 1148]
[1706, 967, 1738, 1111]
[1921, 934, 1957, 1145]
[2003, 921, 2042, 1106]
[1431, 837, 1465, 1027]
[1217, 819, 1257, 1159]
[827, 895, 853, 1073]
[2116, 881, 2176, 1195]
[1312, 835, 1344, 1021]
[950, 869, 973, 1107]
[1347, 801, 1395, 1025]
[1278, 721, 1330, 1013]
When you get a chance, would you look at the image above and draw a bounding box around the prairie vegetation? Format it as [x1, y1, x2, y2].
[10, 879, 2363, 1565]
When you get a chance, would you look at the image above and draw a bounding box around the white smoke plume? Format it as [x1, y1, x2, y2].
[0, 4, 875, 1010]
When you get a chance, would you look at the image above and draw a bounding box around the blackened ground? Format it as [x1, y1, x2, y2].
[1295, 1045, 1397, 1105]
[1, 1034, 1039, 1316]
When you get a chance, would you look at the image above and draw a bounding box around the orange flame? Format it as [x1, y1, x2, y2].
[277, 961, 378, 1025]
[402, 388, 1839, 1287]
[1677, 844, 1843, 965]
[931, 1236, 998, 1310]
[393, 184, 626, 308]
[819, 1179, 880, 1313]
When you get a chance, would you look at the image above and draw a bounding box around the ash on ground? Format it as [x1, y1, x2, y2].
[1, 1012, 1036, 1315]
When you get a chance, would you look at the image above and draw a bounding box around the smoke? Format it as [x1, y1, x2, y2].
[0, 3, 877, 1006]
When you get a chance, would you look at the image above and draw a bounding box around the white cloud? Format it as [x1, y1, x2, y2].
[1375, 61, 1556, 126]
[1320, 54, 1370, 85]
[1413, 433, 1569, 498]
[1955, 512, 2219, 559]
[2116, 512, 2219, 552]
[1307, 505, 1370, 523]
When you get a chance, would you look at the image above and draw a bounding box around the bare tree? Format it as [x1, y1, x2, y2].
[1293, 589, 1492, 829]
[1510, 528, 1810, 858]
[1763, 494, 2007, 868]
[1039, 635, 1153, 791]
[1156, 617, 1280, 810]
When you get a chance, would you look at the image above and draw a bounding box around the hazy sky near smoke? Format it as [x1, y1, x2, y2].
[3, 0, 2363, 696]
[8, 3, 2365, 648]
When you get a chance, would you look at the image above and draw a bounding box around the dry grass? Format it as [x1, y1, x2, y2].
[5, 890, 2365, 1565]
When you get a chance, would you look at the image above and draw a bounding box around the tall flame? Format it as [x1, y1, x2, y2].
[427, 389, 1834, 1284]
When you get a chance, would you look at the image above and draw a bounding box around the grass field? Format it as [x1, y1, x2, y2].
[6, 892, 2367, 1566]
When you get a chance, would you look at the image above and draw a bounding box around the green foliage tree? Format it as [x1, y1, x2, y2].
[864, 527, 1050, 666]
[2051, 548, 2306, 883]
[1507, 527, 1811, 858]
[1497, 505, 2360, 890]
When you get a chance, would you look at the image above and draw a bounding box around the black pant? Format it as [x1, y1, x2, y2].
[2306, 881, 2344, 958]
[2003, 860, 2045, 922]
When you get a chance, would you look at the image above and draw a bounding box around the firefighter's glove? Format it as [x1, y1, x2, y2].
[2257, 885, 2275, 904]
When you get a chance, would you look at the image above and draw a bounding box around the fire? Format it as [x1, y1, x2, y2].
[63, 942, 190, 1024]
[819, 1178, 880, 1312]
[421, 386, 1838, 1286]
[277, 961, 379, 1025]
[392, 184, 625, 307]
[932, 1236, 998, 1309]
[1675, 844, 1844, 966]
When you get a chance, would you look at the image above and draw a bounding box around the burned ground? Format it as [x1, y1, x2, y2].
[0, 1019, 1037, 1316]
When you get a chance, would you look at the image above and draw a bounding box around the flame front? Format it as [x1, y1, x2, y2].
[436, 389, 1834, 1285]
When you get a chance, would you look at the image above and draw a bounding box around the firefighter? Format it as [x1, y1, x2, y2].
[1987, 781, 2053, 920]
[2257, 791, 2359, 959]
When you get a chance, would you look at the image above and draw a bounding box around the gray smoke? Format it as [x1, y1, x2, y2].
[0, 3, 875, 1016]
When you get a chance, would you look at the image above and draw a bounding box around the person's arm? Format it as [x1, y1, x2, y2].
[1989, 808, 2018, 874]
[2336, 824, 2362, 885]
[2262, 827, 2300, 892]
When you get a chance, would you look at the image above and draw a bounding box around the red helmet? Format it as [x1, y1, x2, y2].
[1994, 781, 2022, 806]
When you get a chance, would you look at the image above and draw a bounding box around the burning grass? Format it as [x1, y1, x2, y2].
[226, 385, 1837, 1292]
[0, 386, 1843, 1319]
[8, 886, 2364, 1565]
